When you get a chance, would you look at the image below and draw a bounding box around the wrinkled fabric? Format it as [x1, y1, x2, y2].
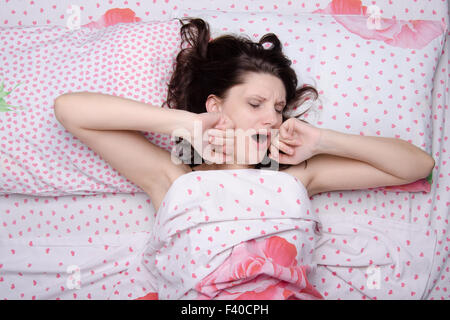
[142, 169, 323, 300]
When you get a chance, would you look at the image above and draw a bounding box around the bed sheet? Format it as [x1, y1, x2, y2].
[0, 0, 448, 300]
[0, 0, 448, 27]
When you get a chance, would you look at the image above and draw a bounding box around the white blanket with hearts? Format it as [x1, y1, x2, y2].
[142, 169, 323, 300]
[0, 169, 435, 300]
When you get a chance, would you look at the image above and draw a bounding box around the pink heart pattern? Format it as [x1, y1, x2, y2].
[143, 169, 320, 299]
[0, 0, 448, 301]
[0, 19, 181, 195]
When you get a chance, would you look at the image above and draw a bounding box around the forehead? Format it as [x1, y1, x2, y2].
[229, 72, 286, 101]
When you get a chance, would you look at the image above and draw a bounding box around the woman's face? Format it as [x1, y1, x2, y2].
[206, 72, 286, 164]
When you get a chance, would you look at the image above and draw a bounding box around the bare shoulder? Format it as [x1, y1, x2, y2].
[147, 162, 193, 211]
[280, 160, 313, 196]
[165, 162, 194, 183]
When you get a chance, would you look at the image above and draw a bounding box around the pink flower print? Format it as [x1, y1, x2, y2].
[135, 292, 158, 300]
[233, 282, 290, 300]
[194, 236, 323, 300]
[82, 8, 142, 30]
[383, 178, 431, 193]
[195, 242, 265, 296]
[319, 0, 366, 15]
[232, 254, 266, 280]
[263, 236, 298, 267]
[314, 0, 445, 49]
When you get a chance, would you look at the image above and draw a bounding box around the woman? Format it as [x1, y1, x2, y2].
[54, 18, 434, 299]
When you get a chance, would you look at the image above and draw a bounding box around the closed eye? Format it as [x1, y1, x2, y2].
[249, 103, 284, 114]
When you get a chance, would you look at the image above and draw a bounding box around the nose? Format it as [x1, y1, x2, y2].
[262, 106, 281, 127]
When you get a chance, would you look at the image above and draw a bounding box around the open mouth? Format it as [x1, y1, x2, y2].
[251, 133, 267, 143]
[250, 133, 270, 149]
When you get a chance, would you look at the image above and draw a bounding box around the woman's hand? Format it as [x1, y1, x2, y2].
[192, 112, 235, 164]
[268, 118, 322, 165]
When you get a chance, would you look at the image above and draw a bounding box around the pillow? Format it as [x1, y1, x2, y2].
[0, 18, 182, 195]
[382, 171, 433, 193]
[174, 10, 445, 193]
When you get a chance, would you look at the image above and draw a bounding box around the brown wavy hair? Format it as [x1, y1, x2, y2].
[164, 17, 319, 171]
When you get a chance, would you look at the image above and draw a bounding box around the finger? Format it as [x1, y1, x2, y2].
[279, 121, 288, 136]
[207, 128, 225, 137]
[206, 130, 221, 146]
[269, 143, 279, 160]
[202, 112, 222, 128]
[205, 146, 227, 164]
[274, 153, 297, 165]
[207, 136, 234, 154]
[282, 138, 301, 146]
[208, 134, 225, 145]
[209, 143, 225, 155]
[212, 149, 233, 164]
[214, 118, 226, 129]
[278, 140, 295, 155]
[271, 134, 292, 154]
[288, 119, 294, 135]
[207, 128, 234, 138]
[218, 148, 234, 163]
[279, 131, 302, 146]
[280, 121, 294, 139]
[202, 148, 217, 165]
[215, 115, 235, 130]
[269, 141, 295, 161]
[222, 115, 235, 129]
[269, 134, 279, 158]
[223, 139, 235, 153]
[204, 144, 216, 158]
[208, 135, 234, 149]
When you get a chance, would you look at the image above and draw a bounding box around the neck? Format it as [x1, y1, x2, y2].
[193, 163, 254, 171]
[211, 163, 254, 170]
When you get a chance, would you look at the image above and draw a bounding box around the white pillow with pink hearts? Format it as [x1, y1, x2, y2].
[176, 9, 446, 152]
[0, 9, 446, 196]
[0, 19, 181, 195]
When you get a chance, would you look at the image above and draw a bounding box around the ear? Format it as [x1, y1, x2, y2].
[205, 94, 223, 113]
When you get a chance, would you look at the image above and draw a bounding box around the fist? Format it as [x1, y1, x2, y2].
[269, 118, 322, 165]
[196, 112, 236, 164]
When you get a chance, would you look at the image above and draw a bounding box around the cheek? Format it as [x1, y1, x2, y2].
[225, 110, 246, 129]
[278, 116, 284, 125]
[274, 116, 283, 129]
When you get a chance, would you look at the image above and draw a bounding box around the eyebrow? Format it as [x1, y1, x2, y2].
[248, 95, 286, 106]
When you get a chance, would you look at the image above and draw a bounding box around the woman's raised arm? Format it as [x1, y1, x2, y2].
[54, 91, 195, 136]
[53, 92, 198, 211]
